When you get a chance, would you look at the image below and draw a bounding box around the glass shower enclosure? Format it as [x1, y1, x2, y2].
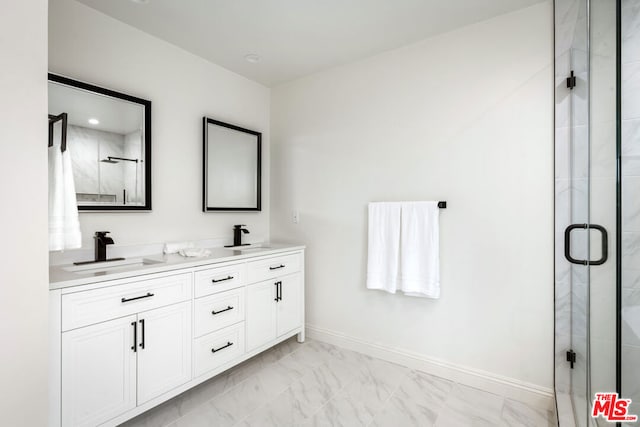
[554, 0, 639, 425]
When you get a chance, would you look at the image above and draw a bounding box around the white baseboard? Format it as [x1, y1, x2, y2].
[306, 324, 555, 411]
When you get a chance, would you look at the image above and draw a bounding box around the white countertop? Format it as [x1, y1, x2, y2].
[49, 243, 305, 291]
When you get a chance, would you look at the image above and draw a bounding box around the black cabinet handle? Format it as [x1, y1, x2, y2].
[139, 319, 145, 349]
[269, 265, 285, 270]
[131, 321, 137, 352]
[564, 223, 608, 266]
[212, 276, 234, 283]
[273, 281, 282, 301]
[211, 341, 233, 353]
[121, 292, 154, 303]
[212, 306, 234, 315]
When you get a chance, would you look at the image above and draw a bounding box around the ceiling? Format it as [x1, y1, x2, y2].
[76, 0, 544, 87]
[49, 82, 143, 135]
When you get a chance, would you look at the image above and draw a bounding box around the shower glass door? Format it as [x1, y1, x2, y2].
[555, 0, 591, 422]
[556, 0, 619, 425]
[566, 1, 591, 420]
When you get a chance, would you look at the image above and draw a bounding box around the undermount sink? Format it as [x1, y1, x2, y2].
[63, 258, 166, 275]
[224, 244, 271, 252]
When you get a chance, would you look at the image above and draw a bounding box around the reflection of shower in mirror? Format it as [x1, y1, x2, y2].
[100, 156, 140, 164]
[48, 73, 151, 210]
[99, 156, 142, 205]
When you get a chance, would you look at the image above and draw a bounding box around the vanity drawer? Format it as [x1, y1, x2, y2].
[194, 322, 245, 378]
[194, 264, 246, 298]
[61, 273, 192, 331]
[194, 288, 245, 338]
[246, 253, 301, 284]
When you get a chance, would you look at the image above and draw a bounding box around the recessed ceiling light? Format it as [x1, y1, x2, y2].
[88, 118, 100, 125]
[130, 0, 150, 4]
[244, 54, 261, 64]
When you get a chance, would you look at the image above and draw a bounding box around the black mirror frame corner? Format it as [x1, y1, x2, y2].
[48, 73, 153, 211]
[202, 116, 262, 212]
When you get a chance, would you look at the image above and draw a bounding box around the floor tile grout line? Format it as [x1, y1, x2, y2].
[229, 339, 323, 426]
[363, 368, 415, 427]
[237, 340, 369, 425]
[297, 358, 363, 424]
[167, 338, 305, 427]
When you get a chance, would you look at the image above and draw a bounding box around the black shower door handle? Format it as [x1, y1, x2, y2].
[564, 223, 608, 266]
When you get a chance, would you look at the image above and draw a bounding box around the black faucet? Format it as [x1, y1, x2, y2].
[72, 231, 125, 266]
[95, 231, 116, 262]
[225, 225, 250, 247]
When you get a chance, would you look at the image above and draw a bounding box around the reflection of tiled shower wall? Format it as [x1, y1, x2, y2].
[67, 125, 125, 203]
[621, 0, 640, 419]
[124, 130, 143, 205]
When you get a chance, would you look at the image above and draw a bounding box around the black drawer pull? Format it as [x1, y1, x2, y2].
[121, 292, 154, 303]
[269, 265, 285, 270]
[211, 341, 233, 353]
[212, 275, 234, 283]
[212, 305, 234, 315]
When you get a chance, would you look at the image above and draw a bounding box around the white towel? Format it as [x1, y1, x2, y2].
[49, 127, 82, 251]
[366, 202, 402, 293]
[163, 241, 195, 254]
[399, 201, 440, 298]
[48, 146, 65, 251]
[178, 248, 212, 258]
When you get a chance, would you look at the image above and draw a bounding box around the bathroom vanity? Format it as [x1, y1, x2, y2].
[48, 244, 305, 427]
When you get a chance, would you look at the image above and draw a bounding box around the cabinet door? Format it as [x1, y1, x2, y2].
[246, 280, 277, 351]
[137, 301, 192, 404]
[276, 273, 303, 337]
[62, 315, 137, 427]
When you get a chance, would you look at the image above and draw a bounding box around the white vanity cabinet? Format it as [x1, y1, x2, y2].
[246, 254, 303, 351]
[59, 273, 193, 427]
[49, 247, 304, 427]
[61, 315, 137, 427]
[246, 273, 303, 351]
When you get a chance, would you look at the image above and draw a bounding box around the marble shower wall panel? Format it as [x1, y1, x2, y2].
[67, 125, 99, 195]
[622, 0, 640, 410]
[124, 130, 143, 205]
[67, 125, 126, 202]
[589, 0, 617, 399]
[98, 130, 126, 202]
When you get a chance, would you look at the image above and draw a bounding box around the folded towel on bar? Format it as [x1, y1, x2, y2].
[399, 201, 440, 298]
[366, 202, 402, 293]
[49, 138, 81, 251]
[366, 201, 440, 299]
[178, 248, 211, 258]
[163, 241, 195, 254]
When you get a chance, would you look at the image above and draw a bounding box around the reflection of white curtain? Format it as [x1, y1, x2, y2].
[49, 131, 82, 250]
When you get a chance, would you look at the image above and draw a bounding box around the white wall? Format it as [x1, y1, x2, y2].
[49, 0, 270, 249]
[271, 2, 554, 389]
[0, 1, 50, 425]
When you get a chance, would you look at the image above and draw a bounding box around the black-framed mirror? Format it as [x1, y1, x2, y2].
[203, 117, 261, 211]
[48, 73, 152, 211]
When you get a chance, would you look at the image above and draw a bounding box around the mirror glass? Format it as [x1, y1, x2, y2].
[48, 74, 151, 210]
[203, 118, 261, 211]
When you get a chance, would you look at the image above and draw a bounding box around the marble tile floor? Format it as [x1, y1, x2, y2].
[121, 337, 556, 427]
